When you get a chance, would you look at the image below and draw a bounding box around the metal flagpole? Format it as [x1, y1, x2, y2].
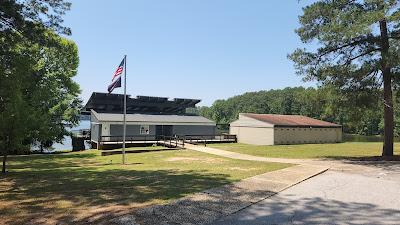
[122, 55, 127, 164]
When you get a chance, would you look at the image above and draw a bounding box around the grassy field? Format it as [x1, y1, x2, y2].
[0, 149, 290, 225]
[209, 142, 400, 159]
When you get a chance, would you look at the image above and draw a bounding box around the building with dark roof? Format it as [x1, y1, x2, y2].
[84, 92, 201, 115]
[85, 92, 216, 148]
[230, 113, 342, 145]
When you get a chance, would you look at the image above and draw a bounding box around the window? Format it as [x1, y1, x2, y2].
[140, 125, 150, 135]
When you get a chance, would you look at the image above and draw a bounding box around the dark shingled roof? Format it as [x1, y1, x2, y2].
[242, 113, 342, 128]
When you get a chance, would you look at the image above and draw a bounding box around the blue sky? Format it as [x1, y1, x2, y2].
[64, 0, 315, 106]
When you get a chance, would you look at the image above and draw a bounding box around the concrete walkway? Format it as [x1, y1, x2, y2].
[110, 144, 329, 225]
[183, 143, 386, 172]
[184, 143, 307, 164]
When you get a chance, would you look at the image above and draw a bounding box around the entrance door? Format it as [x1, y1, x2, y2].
[156, 125, 173, 139]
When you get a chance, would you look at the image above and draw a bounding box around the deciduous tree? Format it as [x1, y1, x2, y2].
[0, 0, 80, 173]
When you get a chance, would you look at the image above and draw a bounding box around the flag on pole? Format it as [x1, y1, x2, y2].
[107, 58, 125, 93]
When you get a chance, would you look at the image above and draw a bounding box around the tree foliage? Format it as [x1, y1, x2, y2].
[0, 0, 80, 172]
[288, 0, 400, 156]
[199, 86, 400, 137]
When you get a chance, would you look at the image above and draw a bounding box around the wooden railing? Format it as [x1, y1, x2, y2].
[97, 134, 237, 147]
[99, 135, 156, 144]
[181, 134, 237, 146]
[157, 135, 185, 148]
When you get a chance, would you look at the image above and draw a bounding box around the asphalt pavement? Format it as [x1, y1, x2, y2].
[212, 162, 400, 225]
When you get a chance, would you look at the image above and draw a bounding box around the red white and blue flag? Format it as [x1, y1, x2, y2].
[108, 58, 125, 93]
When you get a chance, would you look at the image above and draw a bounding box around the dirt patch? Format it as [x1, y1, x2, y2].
[165, 157, 224, 163]
[228, 167, 257, 171]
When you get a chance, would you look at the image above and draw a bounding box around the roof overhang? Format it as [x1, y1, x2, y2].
[91, 110, 216, 126]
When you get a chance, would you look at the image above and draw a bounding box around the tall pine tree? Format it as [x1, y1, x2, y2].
[289, 0, 400, 156]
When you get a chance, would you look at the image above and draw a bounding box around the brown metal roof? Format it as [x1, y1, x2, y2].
[242, 113, 341, 128]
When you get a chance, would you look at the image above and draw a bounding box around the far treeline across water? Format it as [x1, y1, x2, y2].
[197, 86, 400, 137]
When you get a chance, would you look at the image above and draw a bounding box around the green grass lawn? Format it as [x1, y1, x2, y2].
[0, 149, 290, 225]
[209, 142, 400, 159]
[113, 145, 167, 151]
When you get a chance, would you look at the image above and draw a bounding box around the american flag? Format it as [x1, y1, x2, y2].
[108, 58, 125, 93]
[112, 58, 125, 82]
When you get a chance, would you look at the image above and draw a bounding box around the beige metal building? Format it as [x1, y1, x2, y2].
[230, 113, 342, 145]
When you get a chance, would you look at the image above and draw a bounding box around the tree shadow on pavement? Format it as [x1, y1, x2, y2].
[212, 195, 400, 225]
[321, 155, 400, 172]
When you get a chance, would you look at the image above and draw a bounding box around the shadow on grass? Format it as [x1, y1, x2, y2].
[3, 152, 99, 170]
[0, 157, 235, 224]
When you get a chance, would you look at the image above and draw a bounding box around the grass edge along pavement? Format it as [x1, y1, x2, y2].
[113, 164, 328, 225]
[110, 143, 328, 225]
[208, 142, 400, 160]
[0, 148, 291, 225]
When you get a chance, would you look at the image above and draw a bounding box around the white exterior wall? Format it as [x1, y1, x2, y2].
[230, 115, 275, 145]
[230, 126, 275, 145]
[231, 114, 274, 128]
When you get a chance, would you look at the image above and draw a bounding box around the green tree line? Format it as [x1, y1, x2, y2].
[198, 86, 400, 136]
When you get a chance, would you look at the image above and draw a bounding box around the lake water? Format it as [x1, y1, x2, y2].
[51, 120, 91, 151]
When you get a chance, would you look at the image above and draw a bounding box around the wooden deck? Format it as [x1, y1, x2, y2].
[93, 134, 237, 150]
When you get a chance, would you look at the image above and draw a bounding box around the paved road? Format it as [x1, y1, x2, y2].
[213, 162, 400, 225]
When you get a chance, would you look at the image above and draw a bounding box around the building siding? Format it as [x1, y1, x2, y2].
[172, 125, 215, 136]
[109, 124, 157, 140]
[230, 126, 274, 145]
[274, 127, 342, 145]
[90, 109, 218, 142]
[90, 124, 101, 142]
[101, 124, 216, 140]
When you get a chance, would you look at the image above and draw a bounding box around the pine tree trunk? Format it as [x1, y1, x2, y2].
[379, 19, 394, 157]
[383, 70, 394, 156]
